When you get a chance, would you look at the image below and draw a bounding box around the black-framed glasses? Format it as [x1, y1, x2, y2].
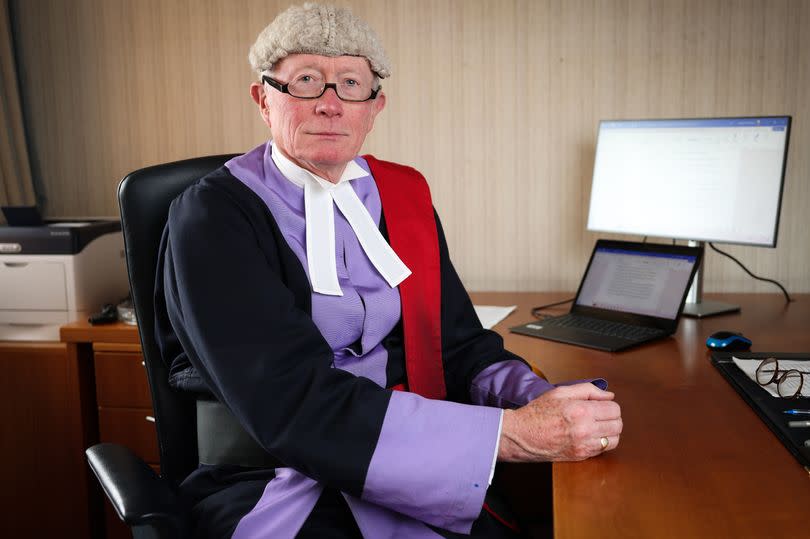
[262, 75, 380, 102]
[755, 357, 809, 398]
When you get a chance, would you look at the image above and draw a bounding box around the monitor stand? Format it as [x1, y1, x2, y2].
[682, 241, 740, 318]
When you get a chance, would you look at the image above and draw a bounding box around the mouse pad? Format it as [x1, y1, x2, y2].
[711, 351, 810, 468]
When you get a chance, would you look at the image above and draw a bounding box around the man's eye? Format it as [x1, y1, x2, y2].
[297, 74, 321, 84]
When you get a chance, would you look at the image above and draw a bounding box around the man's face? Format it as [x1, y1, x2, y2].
[251, 54, 386, 180]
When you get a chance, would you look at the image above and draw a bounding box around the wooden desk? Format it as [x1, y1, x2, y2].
[0, 340, 96, 539]
[472, 292, 810, 539]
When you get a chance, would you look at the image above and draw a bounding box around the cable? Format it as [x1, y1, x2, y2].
[708, 242, 792, 303]
[531, 297, 575, 319]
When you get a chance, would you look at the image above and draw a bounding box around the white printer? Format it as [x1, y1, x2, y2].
[0, 220, 129, 341]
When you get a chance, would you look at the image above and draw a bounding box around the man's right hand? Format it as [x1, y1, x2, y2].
[497, 383, 622, 462]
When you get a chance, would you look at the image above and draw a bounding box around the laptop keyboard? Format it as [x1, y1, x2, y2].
[541, 314, 665, 340]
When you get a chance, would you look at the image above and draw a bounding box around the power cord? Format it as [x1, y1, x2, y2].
[531, 297, 575, 319]
[708, 242, 792, 303]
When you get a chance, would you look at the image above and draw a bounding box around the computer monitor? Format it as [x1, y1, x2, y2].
[586, 116, 791, 317]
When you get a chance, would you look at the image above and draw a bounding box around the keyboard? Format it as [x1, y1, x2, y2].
[541, 314, 665, 340]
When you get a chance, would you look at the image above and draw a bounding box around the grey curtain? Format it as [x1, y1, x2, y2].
[0, 0, 36, 223]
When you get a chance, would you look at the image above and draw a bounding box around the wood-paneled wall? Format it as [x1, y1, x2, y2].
[10, 0, 810, 293]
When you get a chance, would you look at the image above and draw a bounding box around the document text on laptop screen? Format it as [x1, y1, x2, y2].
[576, 248, 698, 319]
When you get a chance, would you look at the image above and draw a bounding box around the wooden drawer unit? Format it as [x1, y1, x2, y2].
[92, 343, 158, 466]
[98, 407, 160, 463]
[94, 349, 152, 408]
[61, 320, 157, 539]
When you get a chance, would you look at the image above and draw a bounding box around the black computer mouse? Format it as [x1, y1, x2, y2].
[706, 331, 752, 351]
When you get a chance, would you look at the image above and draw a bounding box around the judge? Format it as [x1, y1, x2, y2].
[155, 3, 623, 538]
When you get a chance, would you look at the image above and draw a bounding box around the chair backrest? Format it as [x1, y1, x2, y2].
[118, 154, 237, 487]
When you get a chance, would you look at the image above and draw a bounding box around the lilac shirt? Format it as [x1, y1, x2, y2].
[224, 143, 605, 538]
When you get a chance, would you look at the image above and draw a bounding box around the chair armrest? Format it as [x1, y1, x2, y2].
[86, 443, 183, 531]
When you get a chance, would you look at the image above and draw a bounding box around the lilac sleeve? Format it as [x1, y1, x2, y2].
[470, 359, 608, 408]
[361, 391, 501, 534]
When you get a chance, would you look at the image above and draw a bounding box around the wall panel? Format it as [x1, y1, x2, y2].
[11, 0, 810, 292]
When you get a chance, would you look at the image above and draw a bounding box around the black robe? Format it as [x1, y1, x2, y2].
[154, 165, 525, 537]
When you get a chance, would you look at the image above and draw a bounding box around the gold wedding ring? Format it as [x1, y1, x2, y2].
[600, 437, 609, 450]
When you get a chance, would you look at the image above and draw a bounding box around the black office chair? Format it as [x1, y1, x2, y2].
[86, 155, 237, 539]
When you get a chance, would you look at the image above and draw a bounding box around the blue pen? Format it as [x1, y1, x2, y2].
[783, 409, 810, 415]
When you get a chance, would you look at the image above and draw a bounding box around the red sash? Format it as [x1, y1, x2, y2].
[364, 155, 446, 400]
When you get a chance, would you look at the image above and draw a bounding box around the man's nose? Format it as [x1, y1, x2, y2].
[315, 86, 343, 116]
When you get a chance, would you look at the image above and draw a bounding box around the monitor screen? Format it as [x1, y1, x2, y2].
[587, 117, 791, 246]
[576, 247, 699, 320]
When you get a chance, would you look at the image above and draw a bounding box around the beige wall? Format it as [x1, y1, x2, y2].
[10, 0, 810, 293]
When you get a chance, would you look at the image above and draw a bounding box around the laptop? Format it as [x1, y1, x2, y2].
[510, 239, 702, 352]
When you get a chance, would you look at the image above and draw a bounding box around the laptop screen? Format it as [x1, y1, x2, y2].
[576, 247, 699, 320]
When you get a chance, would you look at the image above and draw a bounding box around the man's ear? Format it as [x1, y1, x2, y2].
[250, 82, 272, 126]
[365, 90, 386, 133]
[373, 90, 386, 116]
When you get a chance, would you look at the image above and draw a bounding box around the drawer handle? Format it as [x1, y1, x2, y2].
[145, 416, 155, 423]
[141, 361, 145, 367]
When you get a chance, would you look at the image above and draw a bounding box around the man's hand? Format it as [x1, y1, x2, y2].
[498, 383, 622, 462]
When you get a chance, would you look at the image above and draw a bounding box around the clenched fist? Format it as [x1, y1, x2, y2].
[498, 383, 622, 462]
